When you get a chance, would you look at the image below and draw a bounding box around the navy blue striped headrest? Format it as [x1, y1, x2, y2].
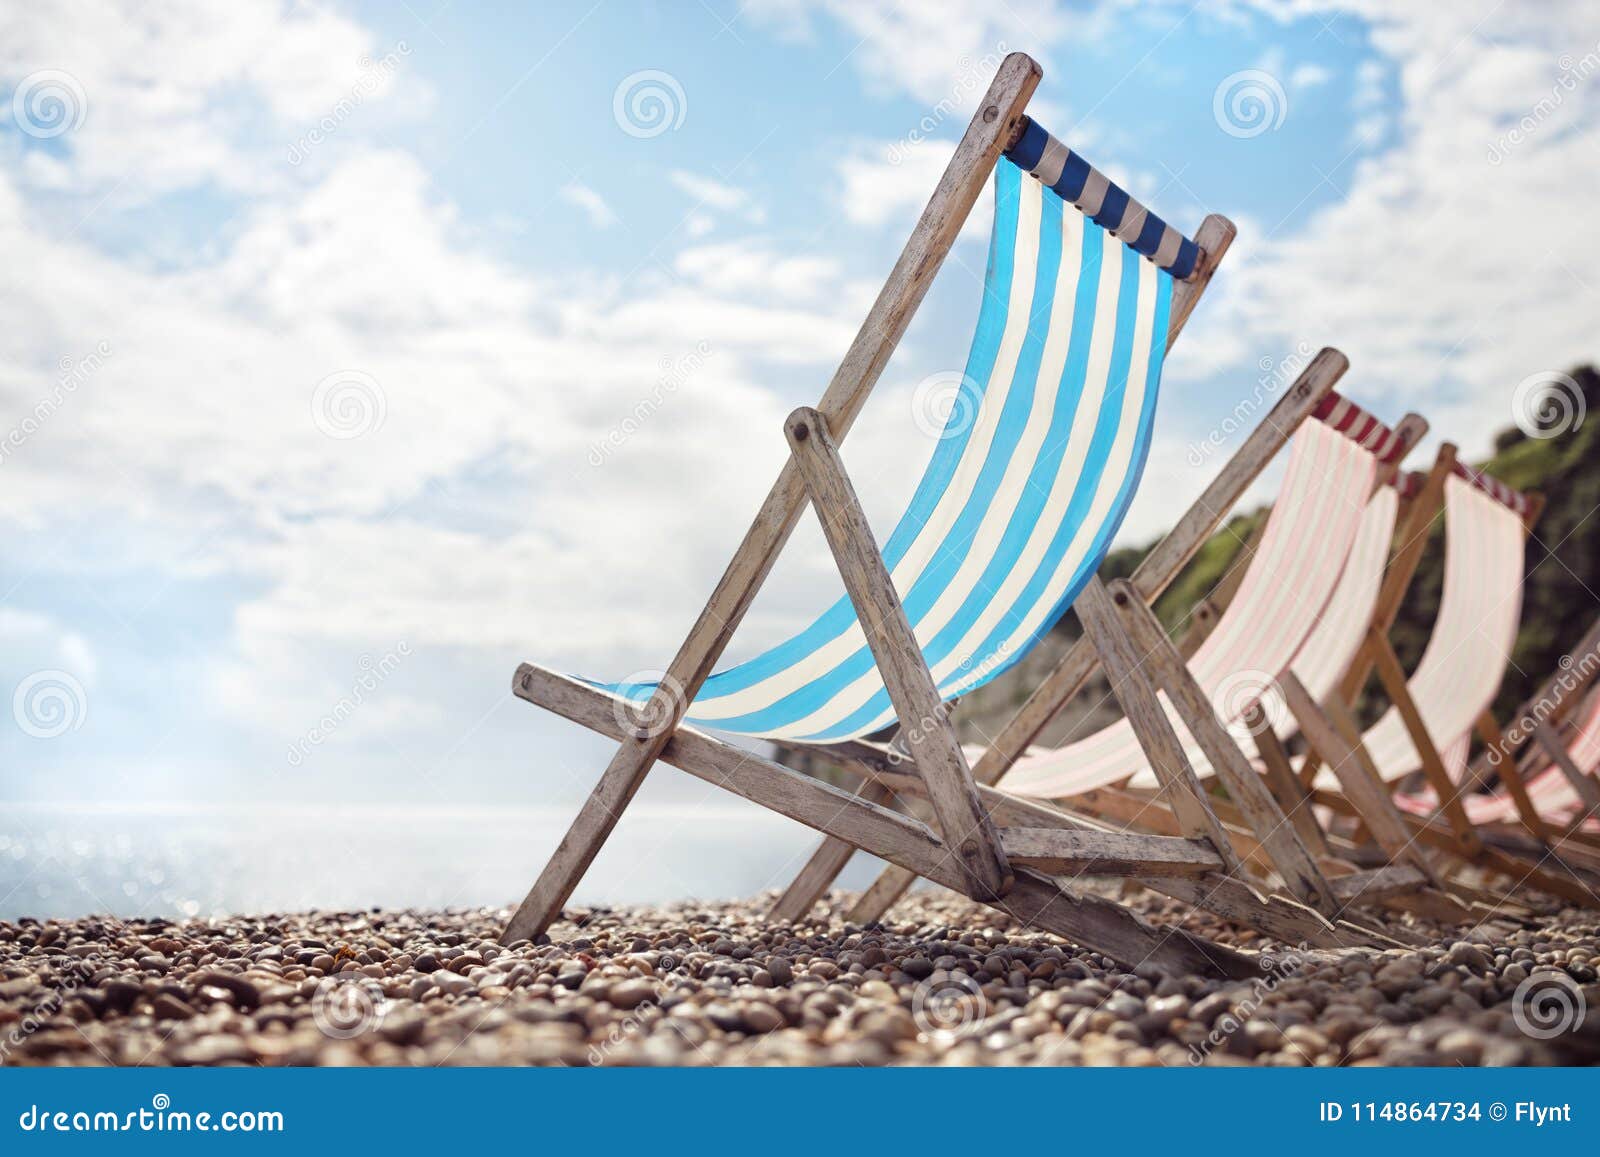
[1005, 116, 1199, 280]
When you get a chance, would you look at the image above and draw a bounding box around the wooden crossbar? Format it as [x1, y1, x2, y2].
[1000, 828, 1224, 877]
[511, 663, 1257, 976]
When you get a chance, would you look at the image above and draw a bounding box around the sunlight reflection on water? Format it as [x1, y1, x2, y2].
[0, 803, 889, 920]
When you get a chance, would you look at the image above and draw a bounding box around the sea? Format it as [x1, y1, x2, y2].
[0, 801, 891, 921]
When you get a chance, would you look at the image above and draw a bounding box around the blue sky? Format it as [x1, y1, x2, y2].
[1, 1, 1596, 858]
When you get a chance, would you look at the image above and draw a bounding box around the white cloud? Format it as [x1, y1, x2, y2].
[668, 170, 767, 225]
[1290, 62, 1333, 89]
[559, 181, 618, 229]
[0, 0, 427, 202]
[1199, 1, 1600, 458]
[835, 140, 992, 244]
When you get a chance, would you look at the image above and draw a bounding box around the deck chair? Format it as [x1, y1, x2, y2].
[1397, 616, 1600, 874]
[1288, 453, 1598, 905]
[502, 54, 1276, 977]
[777, 390, 1439, 948]
[986, 398, 1463, 919]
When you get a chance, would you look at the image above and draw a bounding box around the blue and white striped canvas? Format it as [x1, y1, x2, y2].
[598, 154, 1177, 742]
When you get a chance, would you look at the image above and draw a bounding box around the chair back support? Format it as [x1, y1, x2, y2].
[604, 141, 1190, 741]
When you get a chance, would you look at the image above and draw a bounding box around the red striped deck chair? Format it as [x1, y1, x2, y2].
[1287, 452, 1598, 905]
[1397, 616, 1600, 882]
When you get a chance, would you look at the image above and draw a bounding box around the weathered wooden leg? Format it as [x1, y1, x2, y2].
[498, 56, 1042, 945]
[1075, 578, 1240, 857]
[1368, 634, 1484, 857]
[770, 778, 891, 923]
[1280, 673, 1437, 881]
[1108, 580, 1335, 912]
[1536, 721, 1600, 813]
[1250, 703, 1332, 857]
[785, 406, 1011, 899]
[1475, 710, 1554, 843]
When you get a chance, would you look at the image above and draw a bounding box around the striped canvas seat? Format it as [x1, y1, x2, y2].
[597, 129, 1191, 743]
[1001, 396, 1405, 798]
[1280, 485, 1398, 707]
[1313, 467, 1527, 791]
[1397, 659, 1600, 827]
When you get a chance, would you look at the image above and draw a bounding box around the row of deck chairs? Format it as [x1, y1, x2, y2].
[498, 55, 1599, 977]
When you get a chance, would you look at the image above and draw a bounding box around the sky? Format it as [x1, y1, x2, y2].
[2, 0, 1598, 840]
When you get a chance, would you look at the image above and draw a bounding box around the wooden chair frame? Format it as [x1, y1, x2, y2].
[771, 369, 1445, 950]
[1288, 449, 1600, 907]
[500, 53, 1290, 977]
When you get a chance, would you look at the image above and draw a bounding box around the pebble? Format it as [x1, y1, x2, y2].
[1, 891, 1592, 1067]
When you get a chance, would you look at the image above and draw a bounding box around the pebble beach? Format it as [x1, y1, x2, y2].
[3, 891, 1597, 1067]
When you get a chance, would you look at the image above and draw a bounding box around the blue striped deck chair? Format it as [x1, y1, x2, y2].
[504, 55, 1277, 976]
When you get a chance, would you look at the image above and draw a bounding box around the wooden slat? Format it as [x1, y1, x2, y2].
[999, 827, 1224, 878]
[1535, 721, 1600, 813]
[785, 406, 1010, 899]
[1331, 445, 1456, 712]
[1280, 672, 1437, 880]
[1367, 634, 1484, 857]
[1250, 703, 1332, 856]
[1475, 709, 1554, 842]
[1467, 616, 1600, 787]
[1108, 580, 1335, 912]
[939, 775, 1391, 949]
[498, 54, 1043, 945]
[1073, 577, 1240, 869]
[511, 663, 1258, 976]
[770, 777, 892, 923]
[1329, 865, 1427, 903]
[1166, 215, 1236, 345]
